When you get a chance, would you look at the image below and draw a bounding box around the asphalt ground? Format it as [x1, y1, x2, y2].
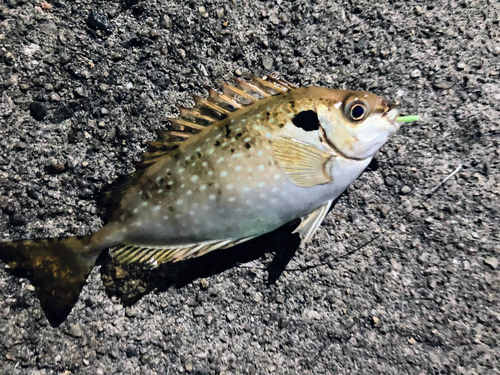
[0, 0, 499, 374]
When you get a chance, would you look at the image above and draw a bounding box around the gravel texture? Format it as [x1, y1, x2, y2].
[1, 0, 499, 374]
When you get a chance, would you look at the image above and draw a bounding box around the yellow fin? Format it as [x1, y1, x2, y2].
[293, 200, 333, 243]
[272, 137, 333, 187]
[110, 236, 256, 268]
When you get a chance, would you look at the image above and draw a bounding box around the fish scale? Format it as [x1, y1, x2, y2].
[0, 74, 413, 325]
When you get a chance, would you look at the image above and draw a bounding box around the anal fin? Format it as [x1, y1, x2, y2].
[293, 200, 333, 244]
[110, 236, 257, 268]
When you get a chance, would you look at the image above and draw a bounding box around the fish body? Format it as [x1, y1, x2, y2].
[0, 75, 403, 325]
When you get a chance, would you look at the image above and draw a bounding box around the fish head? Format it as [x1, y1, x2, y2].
[317, 90, 400, 160]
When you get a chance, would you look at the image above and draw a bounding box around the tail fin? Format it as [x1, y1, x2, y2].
[0, 236, 99, 326]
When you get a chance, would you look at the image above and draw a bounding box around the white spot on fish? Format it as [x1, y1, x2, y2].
[228, 197, 236, 202]
[185, 155, 191, 161]
[257, 150, 264, 156]
[217, 157, 224, 163]
[241, 119, 246, 123]
[255, 114, 261, 118]
[235, 166, 242, 172]
[181, 184, 185, 188]
[142, 202, 148, 207]
[334, 101, 342, 109]
[168, 181, 174, 185]
[157, 189, 163, 194]
[226, 184, 234, 190]
[273, 174, 281, 180]
[189, 211, 195, 216]
[247, 166, 253, 172]
[196, 147, 202, 152]
[258, 164, 265, 171]
[209, 194, 216, 201]
[139, 190, 143, 196]
[186, 190, 193, 196]
[220, 171, 228, 177]
[178, 168, 185, 174]
[202, 162, 208, 167]
[244, 137, 251, 142]
[259, 182, 266, 187]
[208, 171, 214, 176]
[200, 185, 207, 191]
[154, 205, 161, 211]
[271, 187, 278, 193]
[176, 199, 183, 205]
[203, 205, 210, 211]
[133, 208, 139, 214]
[191, 175, 199, 182]
[191, 162, 196, 167]
[269, 118, 275, 123]
[163, 216, 169, 220]
[175, 214, 181, 219]
[216, 133, 222, 139]
[242, 186, 251, 193]
[232, 153, 243, 158]
[221, 142, 227, 147]
[208, 149, 214, 154]
[134, 221, 142, 227]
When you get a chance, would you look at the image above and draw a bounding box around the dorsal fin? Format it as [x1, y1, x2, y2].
[148, 74, 296, 161]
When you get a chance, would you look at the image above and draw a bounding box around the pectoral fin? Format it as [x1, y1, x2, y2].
[293, 200, 333, 243]
[272, 137, 333, 187]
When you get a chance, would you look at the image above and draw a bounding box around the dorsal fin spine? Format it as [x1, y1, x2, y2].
[222, 83, 256, 103]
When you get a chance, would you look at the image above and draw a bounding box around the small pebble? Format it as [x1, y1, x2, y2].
[485, 257, 498, 270]
[49, 92, 61, 101]
[126, 345, 138, 357]
[29, 102, 47, 120]
[410, 69, 421, 78]
[414, 6, 424, 15]
[75, 87, 85, 97]
[262, 56, 273, 70]
[87, 10, 114, 33]
[217, 8, 225, 19]
[9, 213, 27, 227]
[160, 15, 171, 28]
[68, 324, 83, 338]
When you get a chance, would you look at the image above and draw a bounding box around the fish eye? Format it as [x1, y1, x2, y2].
[350, 104, 365, 120]
[349, 103, 367, 121]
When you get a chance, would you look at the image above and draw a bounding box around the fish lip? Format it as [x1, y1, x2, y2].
[383, 108, 400, 131]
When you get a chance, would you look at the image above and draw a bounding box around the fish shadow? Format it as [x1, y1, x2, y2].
[99, 219, 302, 307]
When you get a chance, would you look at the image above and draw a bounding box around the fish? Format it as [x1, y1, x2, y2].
[0, 74, 411, 325]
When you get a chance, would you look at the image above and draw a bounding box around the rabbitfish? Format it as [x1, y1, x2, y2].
[0, 74, 406, 325]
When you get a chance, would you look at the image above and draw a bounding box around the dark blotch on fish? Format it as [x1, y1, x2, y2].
[292, 110, 320, 132]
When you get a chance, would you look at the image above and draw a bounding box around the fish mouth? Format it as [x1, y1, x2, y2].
[383, 107, 400, 131]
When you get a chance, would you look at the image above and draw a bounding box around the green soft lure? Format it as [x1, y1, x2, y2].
[396, 115, 420, 123]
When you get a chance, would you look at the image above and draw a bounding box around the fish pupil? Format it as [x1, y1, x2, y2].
[291, 110, 320, 132]
[351, 105, 365, 120]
